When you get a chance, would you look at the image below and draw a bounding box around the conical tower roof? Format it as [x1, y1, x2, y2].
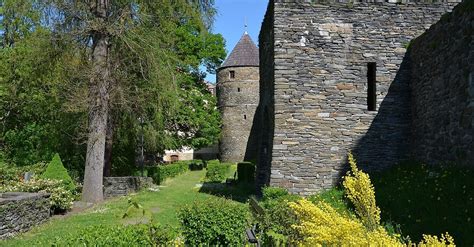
[220, 32, 259, 69]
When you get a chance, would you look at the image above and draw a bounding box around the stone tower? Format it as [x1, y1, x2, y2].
[217, 32, 259, 162]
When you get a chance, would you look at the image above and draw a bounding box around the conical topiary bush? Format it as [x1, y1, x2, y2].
[41, 153, 76, 192]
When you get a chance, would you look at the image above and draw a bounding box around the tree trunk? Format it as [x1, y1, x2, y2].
[103, 113, 114, 177]
[82, 0, 110, 203]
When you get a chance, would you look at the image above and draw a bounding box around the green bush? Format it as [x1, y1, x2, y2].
[262, 186, 290, 201]
[237, 162, 255, 183]
[205, 160, 231, 182]
[0, 178, 74, 213]
[0, 162, 47, 185]
[307, 187, 352, 216]
[40, 153, 76, 192]
[188, 159, 204, 171]
[0, 163, 19, 184]
[148, 162, 189, 185]
[49, 224, 180, 246]
[258, 190, 301, 246]
[178, 198, 250, 246]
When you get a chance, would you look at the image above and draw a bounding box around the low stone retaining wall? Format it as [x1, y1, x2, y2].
[0, 192, 50, 240]
[103, 177, 154, 198]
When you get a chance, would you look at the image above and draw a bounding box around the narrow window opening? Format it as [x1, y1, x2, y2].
[244, 115, 247, 120]
[367, 62, 377, 111]
[229, 71, 235, 79]
[238, 88, 241, 92]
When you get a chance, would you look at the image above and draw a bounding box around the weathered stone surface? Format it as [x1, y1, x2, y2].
[255, 0, 462, 195]
[410, 2, 474, 167]
[103, 177, 153, 199]
[0, 192, 50, 240]
[217, 63, 260, 162]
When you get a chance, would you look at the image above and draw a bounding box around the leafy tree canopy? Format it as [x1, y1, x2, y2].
[0, 0, 225, 177]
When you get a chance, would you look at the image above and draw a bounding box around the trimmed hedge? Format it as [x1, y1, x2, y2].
[205, 160, 231, 182]
[188, 159, 205, 171]
[178, 198, 250, 246]
[237, 162, 255, 183]
[148, 162, 189, 185]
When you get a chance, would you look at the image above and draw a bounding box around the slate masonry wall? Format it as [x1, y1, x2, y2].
[103, 177, 153, 198]
[0, 192, 50, 239]
[410, 2, 474, 166]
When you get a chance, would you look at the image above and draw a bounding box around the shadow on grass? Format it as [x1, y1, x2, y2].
[198, 181, 256, 203]
[371, 161, 474, 246]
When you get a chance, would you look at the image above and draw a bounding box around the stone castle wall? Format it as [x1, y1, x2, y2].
[217, 66, 259, 162]
[258, 0, 459, 195]
[410, 2, 474, 166]
[255, 1, 276, 193]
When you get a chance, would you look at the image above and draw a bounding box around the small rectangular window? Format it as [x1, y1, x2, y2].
[367, 62, 377, 111]
[238, 88, 241, 92]
[229, 71, 235, 79]
[244, 115, 247, 120]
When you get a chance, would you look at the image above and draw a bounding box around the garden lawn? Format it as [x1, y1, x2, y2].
[2, 170, 243, 246]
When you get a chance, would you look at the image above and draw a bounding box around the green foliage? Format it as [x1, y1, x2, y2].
[3, 123, 57, 167]
[178, 197, 250, 246]
[204, 160, 232, 182]
[308, 187, 352, 216]
[0, 163, 18, 184]
[164, 74, 222, 151]
[40, 153, 76, 192]
[0, 162, 47, 185]
[0, 179, 74, 212]
[49, 224, 181, 246]
[262, 186, 290, 201]
[0, 28, 82, 168]
[258, 187, 354, 245]
[2, 170, 249, 246]
[122, 197, 150, 220]
[258, 188, 301, 245]
[0, 0, 41, 47]
[372, 162, 474, 246]
[188, 159, 205, 171]
[237, 162, 255, 183]
[107, 1, 225, 169]
[0, 0, 224, 178]
[148, 162, 189, 185]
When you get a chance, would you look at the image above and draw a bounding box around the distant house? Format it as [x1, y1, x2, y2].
[163, 145, 218, 162]
[205, 81, 216, 96]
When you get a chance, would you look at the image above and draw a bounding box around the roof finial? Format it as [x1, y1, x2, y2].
[244, 17, 248, 34]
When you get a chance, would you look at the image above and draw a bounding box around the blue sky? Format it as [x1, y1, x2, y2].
[205, 0, 268, 83]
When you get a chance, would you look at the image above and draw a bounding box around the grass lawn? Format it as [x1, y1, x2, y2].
[2, 169, 249, 246]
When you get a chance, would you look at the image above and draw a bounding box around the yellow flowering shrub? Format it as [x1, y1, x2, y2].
[284, 152, 456, 246]
[417, 233, 455, 247]
[342, 152, 381, 230]
[288, 199, 402, 246]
